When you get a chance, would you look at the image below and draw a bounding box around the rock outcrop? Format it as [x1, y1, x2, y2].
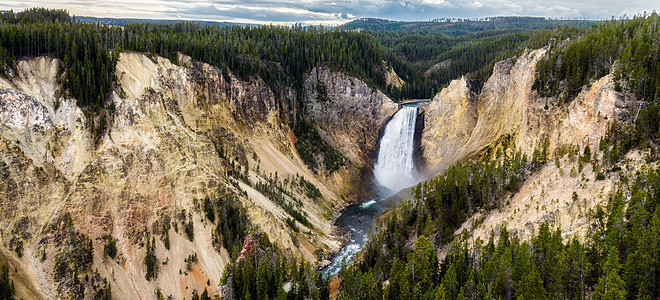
[1, 53, 389, 299]
[419, 48, 547, 174]
[418, 47, 628, 251]
[304, 67, 398, 167]
[418, 76, 477, 175]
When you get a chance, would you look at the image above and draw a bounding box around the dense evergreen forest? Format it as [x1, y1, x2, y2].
[0, 260, 14, 300]
[341, 17, 600, 35]
[346, 17, 594, 94]
[534, 13, 660, 102]
[221, 231, 330, 300]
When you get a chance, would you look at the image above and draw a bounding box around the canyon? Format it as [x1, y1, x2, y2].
[0, 46, 638, 299]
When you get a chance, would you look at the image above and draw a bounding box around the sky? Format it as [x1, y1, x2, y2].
[0, 0, 658, 25]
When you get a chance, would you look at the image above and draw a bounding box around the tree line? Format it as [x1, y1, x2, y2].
[534, 13, 660, 103]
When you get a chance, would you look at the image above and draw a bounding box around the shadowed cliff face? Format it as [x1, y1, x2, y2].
[304, 67, 398, 168]
[0, 53, 398, 299]
[303, 66, 399, 197]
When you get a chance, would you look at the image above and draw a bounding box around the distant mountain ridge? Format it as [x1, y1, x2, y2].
[341, 16, 601, 35]
[76, 16, 238, 27]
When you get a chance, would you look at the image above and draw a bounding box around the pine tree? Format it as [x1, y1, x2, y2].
[256, 259, 268, 300]
[595, 248, 626, 300]
[409, 235, 437, 298]
[0, 259, 14, 300]
[564, 238, 590, 300]
[438, 264, 459, 299]
[635, 211, 660, 298]
[517, 265, 546, 300]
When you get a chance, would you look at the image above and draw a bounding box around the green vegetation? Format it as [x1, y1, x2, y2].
[201, 190, 250, 258]
[534, 13, 660, 102]
[341, 17, 600, 36]
[162, 224, 171, 250]
[0, 259, 15, 300]
[143, 235, 158, 280]
[0, 8, 117, 112]
[50, 225, 95, 298]
[185, 253, 199, 271]
[184, 214, 195, 242]
[285, 217, 300, 232]
[190, 288, 212, 300]
[599, 101, 660, 166]
[103, 234, 117, 259]
[53, 234, 94, 281]
[299, 176, 321, 200]
[294, 118, 347, 173]
[12, 239, 22, 258]
[255, 172, 313, 228]
[221, 231, 329, 300]
[406, 137, 548, 245]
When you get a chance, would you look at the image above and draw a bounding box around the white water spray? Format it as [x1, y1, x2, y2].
[373, 105, 420, 194]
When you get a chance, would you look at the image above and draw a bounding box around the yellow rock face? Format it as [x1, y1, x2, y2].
[0, 53, 397, 299]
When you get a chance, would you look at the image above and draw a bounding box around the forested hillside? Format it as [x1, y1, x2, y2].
[345, 17, 596, 94]
[534, 14, 660, 102]
[341, 17, 600, 35]
[0, 8, 413, 105]
[223, 14, 660, 300]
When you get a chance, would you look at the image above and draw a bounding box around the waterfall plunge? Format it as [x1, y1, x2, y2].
[373, 105, 419, 195]
[322, 105, 420, 277]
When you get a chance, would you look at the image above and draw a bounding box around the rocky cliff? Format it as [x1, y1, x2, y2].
[419, 48, 546, 174]
[0, 53, 397, 299]
[304, 67, 398, 168]
[417, 76, 476, 175]
[303, 67, 398, 196]
[418, 47, 633, 250]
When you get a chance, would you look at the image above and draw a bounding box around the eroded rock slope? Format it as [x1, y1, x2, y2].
[0, 53, 395, 299]
[419, 47, 633, 249]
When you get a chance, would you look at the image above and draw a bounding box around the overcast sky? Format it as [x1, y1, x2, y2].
[1, 0, 658, 24]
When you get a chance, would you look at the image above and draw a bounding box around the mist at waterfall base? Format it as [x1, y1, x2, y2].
[323, 105, 420, 277]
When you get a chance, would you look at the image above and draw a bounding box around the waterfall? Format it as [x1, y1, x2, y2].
[373, 105, 419, 195]
[322, 104, 420, 277]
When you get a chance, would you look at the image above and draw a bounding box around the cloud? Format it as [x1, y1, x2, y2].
[0, 0, 656, 24]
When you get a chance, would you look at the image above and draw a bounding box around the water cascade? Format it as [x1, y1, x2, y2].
[373, 105, 420, 195]
[323, 104, 420, 277]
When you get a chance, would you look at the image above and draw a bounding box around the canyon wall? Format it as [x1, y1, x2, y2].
[418, 47, 631, 250]
[0, 53, 397, 299]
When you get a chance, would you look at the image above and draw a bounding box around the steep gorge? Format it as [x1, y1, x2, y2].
[0, 46, 646, 299]
[0, 52, 398, 299]
[417, 47, 635, 249]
